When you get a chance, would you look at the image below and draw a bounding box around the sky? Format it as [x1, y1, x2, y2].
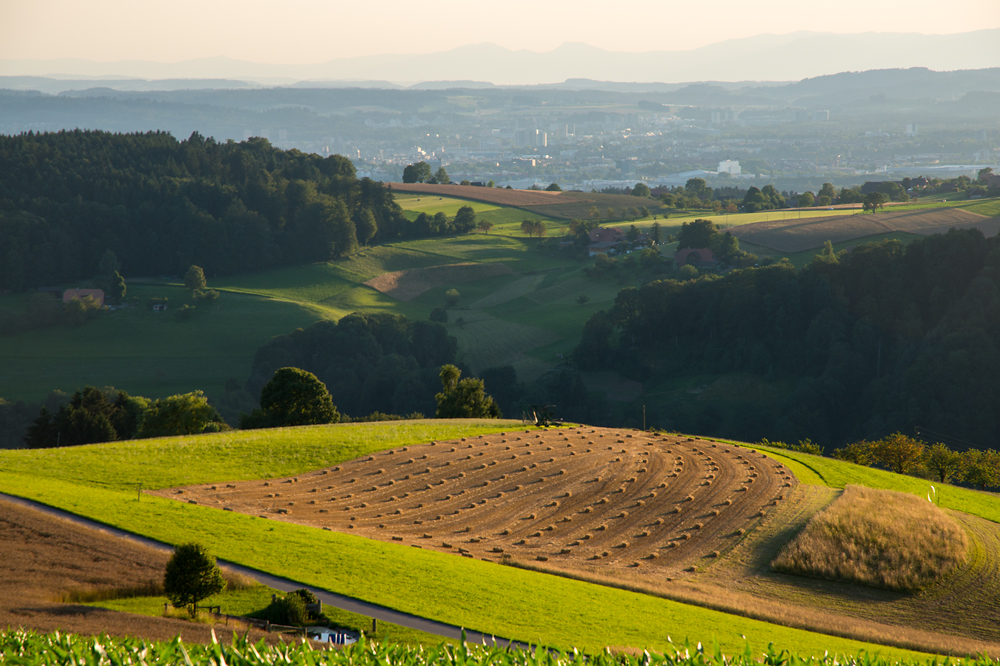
[2, 0, 999, 63]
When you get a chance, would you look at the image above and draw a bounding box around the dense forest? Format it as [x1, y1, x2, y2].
[229, 313, 460, 420]
[575, 228, 1000, 449]
[0, 130, 430, 290]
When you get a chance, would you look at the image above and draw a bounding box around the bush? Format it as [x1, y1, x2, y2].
[264, 592, 308, 626]
[429, 307, 448, 323]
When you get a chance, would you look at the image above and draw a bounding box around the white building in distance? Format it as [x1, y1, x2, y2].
[717, 159, 741, 175]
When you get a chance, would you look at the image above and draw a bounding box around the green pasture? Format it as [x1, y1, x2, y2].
[0, 422, 931, 660]
[92, 585, 444, 646]
[0, 284, 319, 403]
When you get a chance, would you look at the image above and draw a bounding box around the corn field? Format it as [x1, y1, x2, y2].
[0, 630, 990, 666]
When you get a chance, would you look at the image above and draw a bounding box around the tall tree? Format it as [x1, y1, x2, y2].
[163, 543, 226, 618]
[184, 265, 207, 292]
[434, 365, 501, 418]
[243, 367, 340, 428]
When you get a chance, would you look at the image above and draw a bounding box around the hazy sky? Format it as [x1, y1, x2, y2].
[3, 0, 999, 62]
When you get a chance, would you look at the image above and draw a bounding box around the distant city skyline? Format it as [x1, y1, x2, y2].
[2, 0, 999, 65]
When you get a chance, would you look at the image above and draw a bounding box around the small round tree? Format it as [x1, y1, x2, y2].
[164, 543, 226, 618]
[259, 367, 340, 427]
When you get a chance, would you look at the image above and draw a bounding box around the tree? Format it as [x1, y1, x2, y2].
[626, 225, 639, 243]
[184, 265, 207, 292]
[444, 289, 461, 306]
[243, 367, 339, 428]
[434, 365, 501, 418]
[961, 449, 1000, 490]
[631, 183, 651, 198]
[453, 205, 477, 233]
[676, 219, 717, 249]
[137, 391, 226, 437]
[589, 206, 600, 220]
[432, 166, 450, 185]
[924, 442, 962, 483]
[402, 162, 432, 184]
[106, 271, 126, 305]
[476, 219, 494, 234]
[520, 219, 545, 238]
[863, 191, 886, 213]
[797, 191, 815, 207]
[651, 221, 661, 244]
[819, 183, 837, 201]
[545, 183, 562, 192]
[355, 209, 378, 247]
[871, 432, 924, 475]
[429, 307, 448, 323]
[978, 167, 994, 182]
[97, 250, 121, 279]
[163, 543, 226, 618]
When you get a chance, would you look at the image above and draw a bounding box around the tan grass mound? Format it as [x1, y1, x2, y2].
[772, 485, 967, 592]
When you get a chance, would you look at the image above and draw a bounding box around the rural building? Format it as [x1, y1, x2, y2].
[588, 227, 625, 244]
[588, 241, 619, 256]
[62, 288, 105, 306]
[674, 248, 717, 268]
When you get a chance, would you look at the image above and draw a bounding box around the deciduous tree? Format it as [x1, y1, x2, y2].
[164, 543, 226, 618]
[434, 365, 501, 418]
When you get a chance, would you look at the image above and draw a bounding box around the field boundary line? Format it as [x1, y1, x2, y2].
[0, 491, 532, 651]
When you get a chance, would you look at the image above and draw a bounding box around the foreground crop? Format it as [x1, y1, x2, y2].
[0, 630, 991, 666]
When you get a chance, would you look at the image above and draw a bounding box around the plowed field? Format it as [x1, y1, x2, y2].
[156, 428, 793, 577]
[730, 208, 992, 252]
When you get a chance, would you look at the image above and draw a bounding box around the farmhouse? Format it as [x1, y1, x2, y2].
[62, 288, 105, 307]
[675, 248, 717, 268]
[588, 240, 619, 257]
[588, 227, 625, 244]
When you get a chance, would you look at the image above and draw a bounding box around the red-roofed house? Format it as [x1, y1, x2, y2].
[63, 288, 105, 307]
[674, 248, 716, 268]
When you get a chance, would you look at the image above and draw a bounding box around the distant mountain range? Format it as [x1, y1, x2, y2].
[3, 30, 999, 87]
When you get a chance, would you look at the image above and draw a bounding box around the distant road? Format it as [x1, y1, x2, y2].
[0, 492, 533, 650]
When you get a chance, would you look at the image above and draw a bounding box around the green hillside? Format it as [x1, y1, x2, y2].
[3, 419, 992, 660]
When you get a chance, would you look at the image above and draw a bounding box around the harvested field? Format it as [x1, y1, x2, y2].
[729, 208, 991, 253]
[388, 184, 659, 220]
[0, 498, 265, 643]
[364, 263, 514, 301]
[155, 428, 792, 578]
[390, 183, 562, 207]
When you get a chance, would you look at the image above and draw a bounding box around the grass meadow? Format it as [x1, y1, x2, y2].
[0, 284, 318, 402]
[0, 421, 935, 660]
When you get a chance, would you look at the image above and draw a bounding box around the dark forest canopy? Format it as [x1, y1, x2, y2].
[0, 130, 440, 290]
[242, 312, 459, 420]
[575, 228, 1000, 449]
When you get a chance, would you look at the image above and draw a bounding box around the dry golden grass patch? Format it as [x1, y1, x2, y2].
[772, 485, 967, 592]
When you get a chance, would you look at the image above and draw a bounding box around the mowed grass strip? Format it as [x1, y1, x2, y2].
[773, 485, 968, 592]
[741, 444, 1000, 524]
[0, 420, 521, 491]
[0, 470, 928, 660]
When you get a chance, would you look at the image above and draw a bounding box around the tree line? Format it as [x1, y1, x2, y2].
[574, 227, 1000, 449]
[0, 130, 466, 292]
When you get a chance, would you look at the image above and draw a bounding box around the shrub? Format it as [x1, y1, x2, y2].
[263, 592, 308, 626]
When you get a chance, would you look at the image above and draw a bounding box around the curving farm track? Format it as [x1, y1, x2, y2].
[159, 428, 794, 576]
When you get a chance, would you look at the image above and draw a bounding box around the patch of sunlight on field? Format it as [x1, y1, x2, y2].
[328, 246, 452, 282]
[217, 264, 357, 304]
[395, 193, 499, 218]
[471, 274, 547, 308]
[525, 276, 620, 306]
[448, 312, 560, 373]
